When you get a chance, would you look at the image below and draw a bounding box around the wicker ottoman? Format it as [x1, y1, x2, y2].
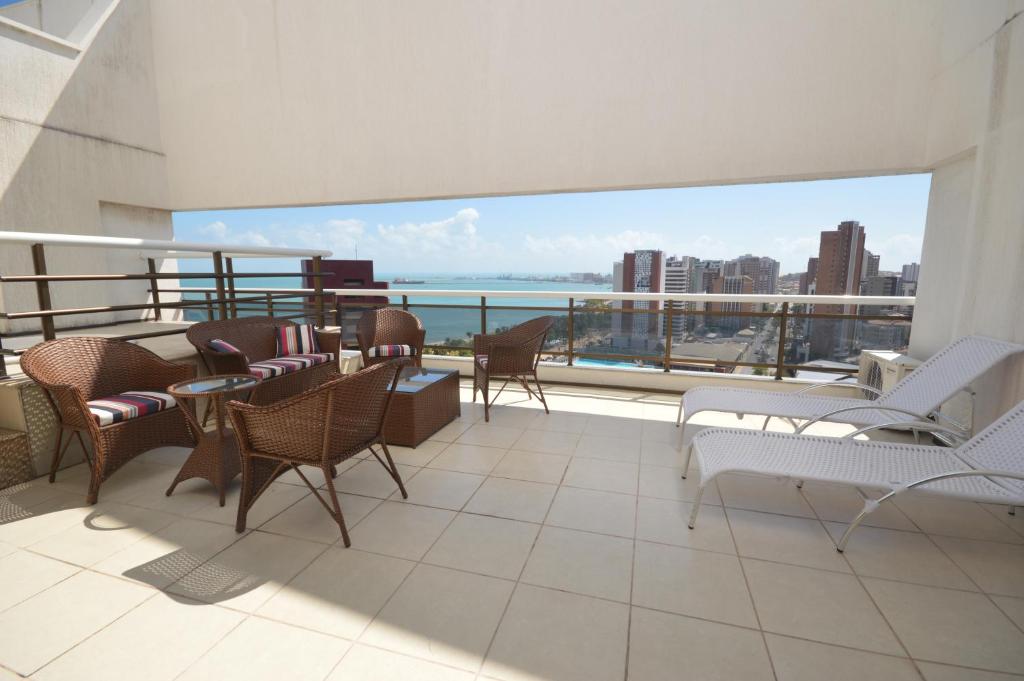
[0, 428, 33, 490]
[383, 367, 460, 447]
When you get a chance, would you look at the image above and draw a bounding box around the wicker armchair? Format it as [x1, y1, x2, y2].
[356, 308, 426, 367]
[473, 316, 554, 422]
[186, 316, 341, 408]
[227, 360, 408, 546]
[20, 337, 196, 504]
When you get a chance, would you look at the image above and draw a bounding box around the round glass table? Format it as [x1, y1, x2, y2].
[165, 374, 260, 505]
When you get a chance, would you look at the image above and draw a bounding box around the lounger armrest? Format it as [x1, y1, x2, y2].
[843, 420, 969, 444]
[794, 405, 932, 434]
[794, 379, 883, 398]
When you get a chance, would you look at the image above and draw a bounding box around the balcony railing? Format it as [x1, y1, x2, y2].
[0, 233, 915, 384]
[0, 231, 331, 378]
[329, 288, 915, 380]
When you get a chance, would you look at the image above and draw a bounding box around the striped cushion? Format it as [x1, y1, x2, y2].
[208, 338, 243, 354]
[367, 344, 417, 358]
[276, 323, 320, 357]
[248, 352, 335, 379]
[208, 338, 248, 362]
[87, 391, 177, 427]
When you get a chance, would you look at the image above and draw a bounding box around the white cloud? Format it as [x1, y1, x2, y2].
[869, 233, 923, 269]
[376, 208, 491, 256]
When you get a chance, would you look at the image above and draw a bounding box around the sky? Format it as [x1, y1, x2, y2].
[172, 173, 932, 275]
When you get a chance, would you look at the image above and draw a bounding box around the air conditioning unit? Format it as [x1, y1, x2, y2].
[858, 350, 920, 394]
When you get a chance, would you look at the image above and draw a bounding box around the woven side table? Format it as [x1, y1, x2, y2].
[166, 374, 259, 505]
[383, 367, 460, 447]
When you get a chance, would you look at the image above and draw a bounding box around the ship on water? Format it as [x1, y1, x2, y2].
[393, 277, 426, 284]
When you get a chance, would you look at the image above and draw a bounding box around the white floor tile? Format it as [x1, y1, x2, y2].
[637, 496, 736, 554]
[743, 558, 903, 655]
[521, 526, 633, 602]
[632, 541, 757, 628]
[628, 607, 773, 681]
[178, 616, 349, 681]
[257, 547, 414, 639]
[765, 634, 919, 681]
[362, 564, 513, 671]
[464, 477, 557, 523]
[395, 468, 484, 510]
[0, 571, 152, 675]
[563, 458, 639, 495]
[326, 644, 475, 681]
[546, 487, 636, 538]
[491, 450, 569, 484]
[483, 584, 629, 681]
[427, 443, 507, 475]
[0, 550, 78, 613]
[34, 594, 243, 681]
[727, 509, 850, 572]
[167, 531, 325, 612]
[348, 501, 455, 560]
[424, 513, 539, 580]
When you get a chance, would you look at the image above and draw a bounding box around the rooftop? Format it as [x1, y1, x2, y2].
[2, 381, 1022, 681]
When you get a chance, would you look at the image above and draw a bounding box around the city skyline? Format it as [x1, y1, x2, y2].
[172, 174, 931, 275]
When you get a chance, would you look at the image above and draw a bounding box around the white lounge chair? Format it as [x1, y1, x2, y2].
[686, 400, 1024, 552]
[676, 335, 1023, 473]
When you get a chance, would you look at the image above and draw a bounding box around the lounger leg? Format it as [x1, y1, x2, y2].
[1009, 506, 1017, 516]
[761, 416, 772, 431]
[688, 485, 706, 529]
[676, 397, 685, 426]
[680, 440, 694, 479]
[836, 492, 894, 552]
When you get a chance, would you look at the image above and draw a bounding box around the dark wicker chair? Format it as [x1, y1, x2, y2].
[356, 308, 426, 368]
[186, 316, 342, 408]
[227, 360, 407, 546]
[473, 316, 555, 422]
[20, 337, 196, 504]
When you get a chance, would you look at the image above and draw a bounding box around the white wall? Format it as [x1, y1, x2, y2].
[149, 0, 940, 210]
[912, 1, 1024, 426]
[0, 0, 173, 333]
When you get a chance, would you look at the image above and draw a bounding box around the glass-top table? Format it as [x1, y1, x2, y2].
[169, 375, 260, 396]
[393, 367, 458, 394]
[165, 374, 259, 505]
[385, 367, 461, 445]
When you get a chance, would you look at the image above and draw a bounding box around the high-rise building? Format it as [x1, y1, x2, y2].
[618, 250, 665, 337]
[859, 274, 900, 315]
[901, 262, 920, 283]
[689, 259, 723, 331]
[809, 220, 867, 358]
[710, 275, 754, 332]
[798, 257, 819, 295]
[664, 255, 694, 338]
[861, 250, 880, 281]
[723, 254, 780, 294]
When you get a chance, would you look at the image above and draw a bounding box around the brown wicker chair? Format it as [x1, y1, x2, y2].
[20, 337, 196, 504]
[227, 360, 408, 546]
[473, 316, 555, 422]
[186, 316, 342, 408]
[356, 308, 426, 368]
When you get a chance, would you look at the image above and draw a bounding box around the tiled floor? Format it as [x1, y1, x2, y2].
[1, 381, 1023, 680]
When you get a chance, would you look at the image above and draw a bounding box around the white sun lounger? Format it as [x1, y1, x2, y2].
[686, 400, 1024, 552]
[676, 336, 1023, 472]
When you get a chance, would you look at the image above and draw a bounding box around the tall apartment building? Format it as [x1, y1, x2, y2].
[689, 259, 723, 331]
[723, 254, 780, 294]
[901, 262, 920, 283]
[798, 257, 819, 295]
[809, 220, 867, 359]
[618, 249, 665, 338]
[664, 255, 694, 338]
[710, 275, 754, 332]
[861, 250, 880, 281]
[860, 274, 901, 315]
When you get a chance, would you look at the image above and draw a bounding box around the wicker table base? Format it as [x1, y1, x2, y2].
[166, 375, 258, 506]
[383, 368, 460, 447]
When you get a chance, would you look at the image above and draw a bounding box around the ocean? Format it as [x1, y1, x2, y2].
[180, 274, 612, 345]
